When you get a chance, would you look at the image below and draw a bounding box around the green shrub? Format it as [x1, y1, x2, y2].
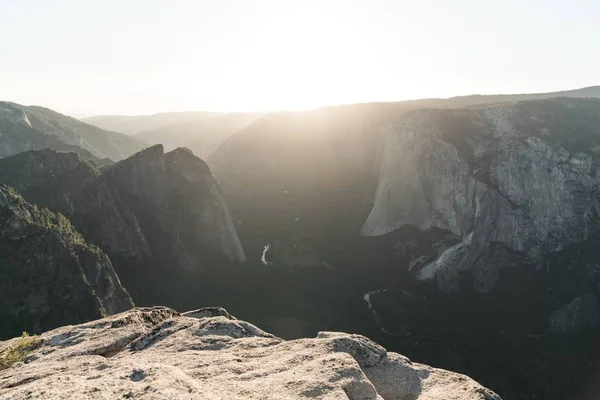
[0, 332, 42, 370]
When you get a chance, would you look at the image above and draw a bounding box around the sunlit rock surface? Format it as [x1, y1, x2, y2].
[0, 307, 500, 399]
[363, 98, 600, 292]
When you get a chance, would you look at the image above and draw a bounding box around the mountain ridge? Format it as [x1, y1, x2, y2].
[0, 101, 146, 161]
[83, 111, 225, 135]
[133, 112, 262, 159]
[0, 145, 246, 306]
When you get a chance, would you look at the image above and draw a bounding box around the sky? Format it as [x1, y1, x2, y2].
[1, 0, 599, 116]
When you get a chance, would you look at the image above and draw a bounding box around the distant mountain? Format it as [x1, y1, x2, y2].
[135, 113, 261, 159]
[0, 146, 246, 306]
[84, 111, 260, 159]
[82, 86, 599, 159]
[0, 102, 146, 161]
[0, 185, 133, 339]
[441, 85, 600, 107]
[83, 111, 224, 135]
[209, 86, 600, 263]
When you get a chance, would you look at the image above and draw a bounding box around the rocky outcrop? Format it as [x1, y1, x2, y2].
[0, 307, 500, 399]
[362, 98, 600, 292]
[0, 185, 133, 339]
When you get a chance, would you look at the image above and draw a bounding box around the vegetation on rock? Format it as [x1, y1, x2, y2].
[0, 332, 42, 371]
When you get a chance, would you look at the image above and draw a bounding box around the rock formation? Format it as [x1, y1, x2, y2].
[0, 185, 133, 339]
[0, 146, 246, 304]
[363, 98, 600, 292]
[0, 307, 501, 399]
[62, 145, 245, 274]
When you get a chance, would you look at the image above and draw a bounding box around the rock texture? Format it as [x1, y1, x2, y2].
[0, 185, 133, 339]
[0, 307, 500, 399]
[63, 145, 245, 269]
[0, 101, 145, 161]
[363, 98, 600, 292]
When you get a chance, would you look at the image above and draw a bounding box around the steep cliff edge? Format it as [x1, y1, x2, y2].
[0, 185, 133, 339]
[363, 98, 600, 293]
[0, 307, 501, 399]
[63, 145, 245, 274]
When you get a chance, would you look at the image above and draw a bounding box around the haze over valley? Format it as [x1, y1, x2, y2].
[2, 1, 600, 399]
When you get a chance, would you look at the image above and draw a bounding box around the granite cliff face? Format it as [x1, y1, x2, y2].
[0, 307, 501, 399]
[0, 185, 133, 339]
[63, 145, 245, 272]
[208, 90, 600, 269]
[363, 98, 600, 293]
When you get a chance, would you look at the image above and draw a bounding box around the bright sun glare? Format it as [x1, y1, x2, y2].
[171, 2, 417, 113]
[3, 0, 596, 115]
[213, 6, 366, 111]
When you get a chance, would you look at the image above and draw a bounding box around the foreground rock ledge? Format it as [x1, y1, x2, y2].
[0, 307, 500, 399]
